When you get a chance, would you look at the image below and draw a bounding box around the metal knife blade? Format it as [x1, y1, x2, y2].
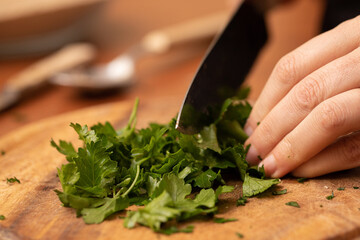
[175, 1, 267, 134]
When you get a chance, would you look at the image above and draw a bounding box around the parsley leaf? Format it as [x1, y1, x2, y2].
[81, 196, 129, 224]
[215, 185, 235, 198]
[0, 215, 5, 220]
[194, 169, 218, 188]
[285, 201, 300, 208]
[51, 139, 77, 161]
[272, 189, 287, 195]
[158, 225, 194, 235]
[297, 178, 308, 183]
[213, 217, 238, 223]
[124, 191, 181, 230]
[242, 174, 280, 197]
[236, 196, 248, 206]
[74, 141, 118, 197]
[236, 232, 244, 238]
[326, 191, 335, 200]
[6, 177, 20, 184]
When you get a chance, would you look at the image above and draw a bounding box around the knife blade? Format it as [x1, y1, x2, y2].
[176, 1, 267, 134]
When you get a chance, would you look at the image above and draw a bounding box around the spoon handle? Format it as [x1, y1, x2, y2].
[4, 43, 96, 93]
[140, 10, 231, 54]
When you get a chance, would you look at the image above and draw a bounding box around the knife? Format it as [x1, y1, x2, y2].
[175, 1, 267, 134]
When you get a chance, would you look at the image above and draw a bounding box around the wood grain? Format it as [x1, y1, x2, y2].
[1, 96, 360, 240]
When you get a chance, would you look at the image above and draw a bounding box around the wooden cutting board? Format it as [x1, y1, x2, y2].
[0, 96, 360, 240]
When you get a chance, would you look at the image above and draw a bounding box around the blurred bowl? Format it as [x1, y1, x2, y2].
[0, 0, 107, 58]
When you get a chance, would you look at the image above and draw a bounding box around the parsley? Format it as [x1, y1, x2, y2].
[213, 217, 238, 223]
[242, 174, 280, 197]
[6, 177, 20, 184]
[326, 191, 335, 200]
[272, 189, 287, 195]
[353, 187, 359, 189]
[337, 187, 345, 191]
[1, 150, 5, 156]
[0, 215, 5, 220]
[236, 232, 244, 238]
[236, 196, 248, 206]
[159, 225, 194, 235]
[296, 178, 307, 183]
[285, 201, 300, 208]
[52, 96, 281, 233]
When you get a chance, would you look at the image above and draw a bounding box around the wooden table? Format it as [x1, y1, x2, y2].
[0, 0, 325, 136]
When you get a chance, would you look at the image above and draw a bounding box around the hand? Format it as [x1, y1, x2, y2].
[244, 15, 360, 178]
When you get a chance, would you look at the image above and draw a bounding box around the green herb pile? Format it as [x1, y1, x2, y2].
[51, 94, 280, 233]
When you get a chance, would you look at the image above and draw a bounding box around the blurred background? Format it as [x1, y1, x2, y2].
[0, 0, 337, 135]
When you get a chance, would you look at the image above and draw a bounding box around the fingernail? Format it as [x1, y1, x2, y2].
[246, 145, 261, 166]
[259, 154, 277, 177]
[244, 124, 253, 136]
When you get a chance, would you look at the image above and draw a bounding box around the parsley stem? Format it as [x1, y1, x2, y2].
[126, 98, 139, 129]
[122, 164, 140, 198]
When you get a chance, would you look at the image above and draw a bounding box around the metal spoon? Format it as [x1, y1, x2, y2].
[50, 10, 230, 91]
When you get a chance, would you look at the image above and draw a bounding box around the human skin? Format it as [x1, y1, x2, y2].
[244, 15, 360, 178]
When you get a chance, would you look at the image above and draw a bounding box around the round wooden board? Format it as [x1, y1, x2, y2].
[1, 96, 360, 240]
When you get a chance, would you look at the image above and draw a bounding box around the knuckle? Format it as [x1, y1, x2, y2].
[316, 100, 347, 131]
[291, 75, 323, 112]
[273, 53, 300, 86]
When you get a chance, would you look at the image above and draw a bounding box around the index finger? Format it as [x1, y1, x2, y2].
[245, 16, 360, 136]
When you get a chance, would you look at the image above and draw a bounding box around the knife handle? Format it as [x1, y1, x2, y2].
[140, 10, 231, 54]
[4, 43, 96, 93]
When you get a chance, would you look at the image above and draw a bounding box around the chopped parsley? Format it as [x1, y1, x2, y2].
[237, 196, 248, 206]
[1, 150, 5, 156]
[285, 201, 300, 208]
[52, 95, 281, 233]
[236, 232, 244, 238]
[272, 189, 287, 195]
[337, 187, 345, 191]
[296, 178, 307, 183]
[353, 187, 359, 189]
[0, 215, 5, 220]
[213, 218, 238, 224]
[6, 177, 20, 184]
[326, 191, 335, 200]
[159, 225, 194, 235]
